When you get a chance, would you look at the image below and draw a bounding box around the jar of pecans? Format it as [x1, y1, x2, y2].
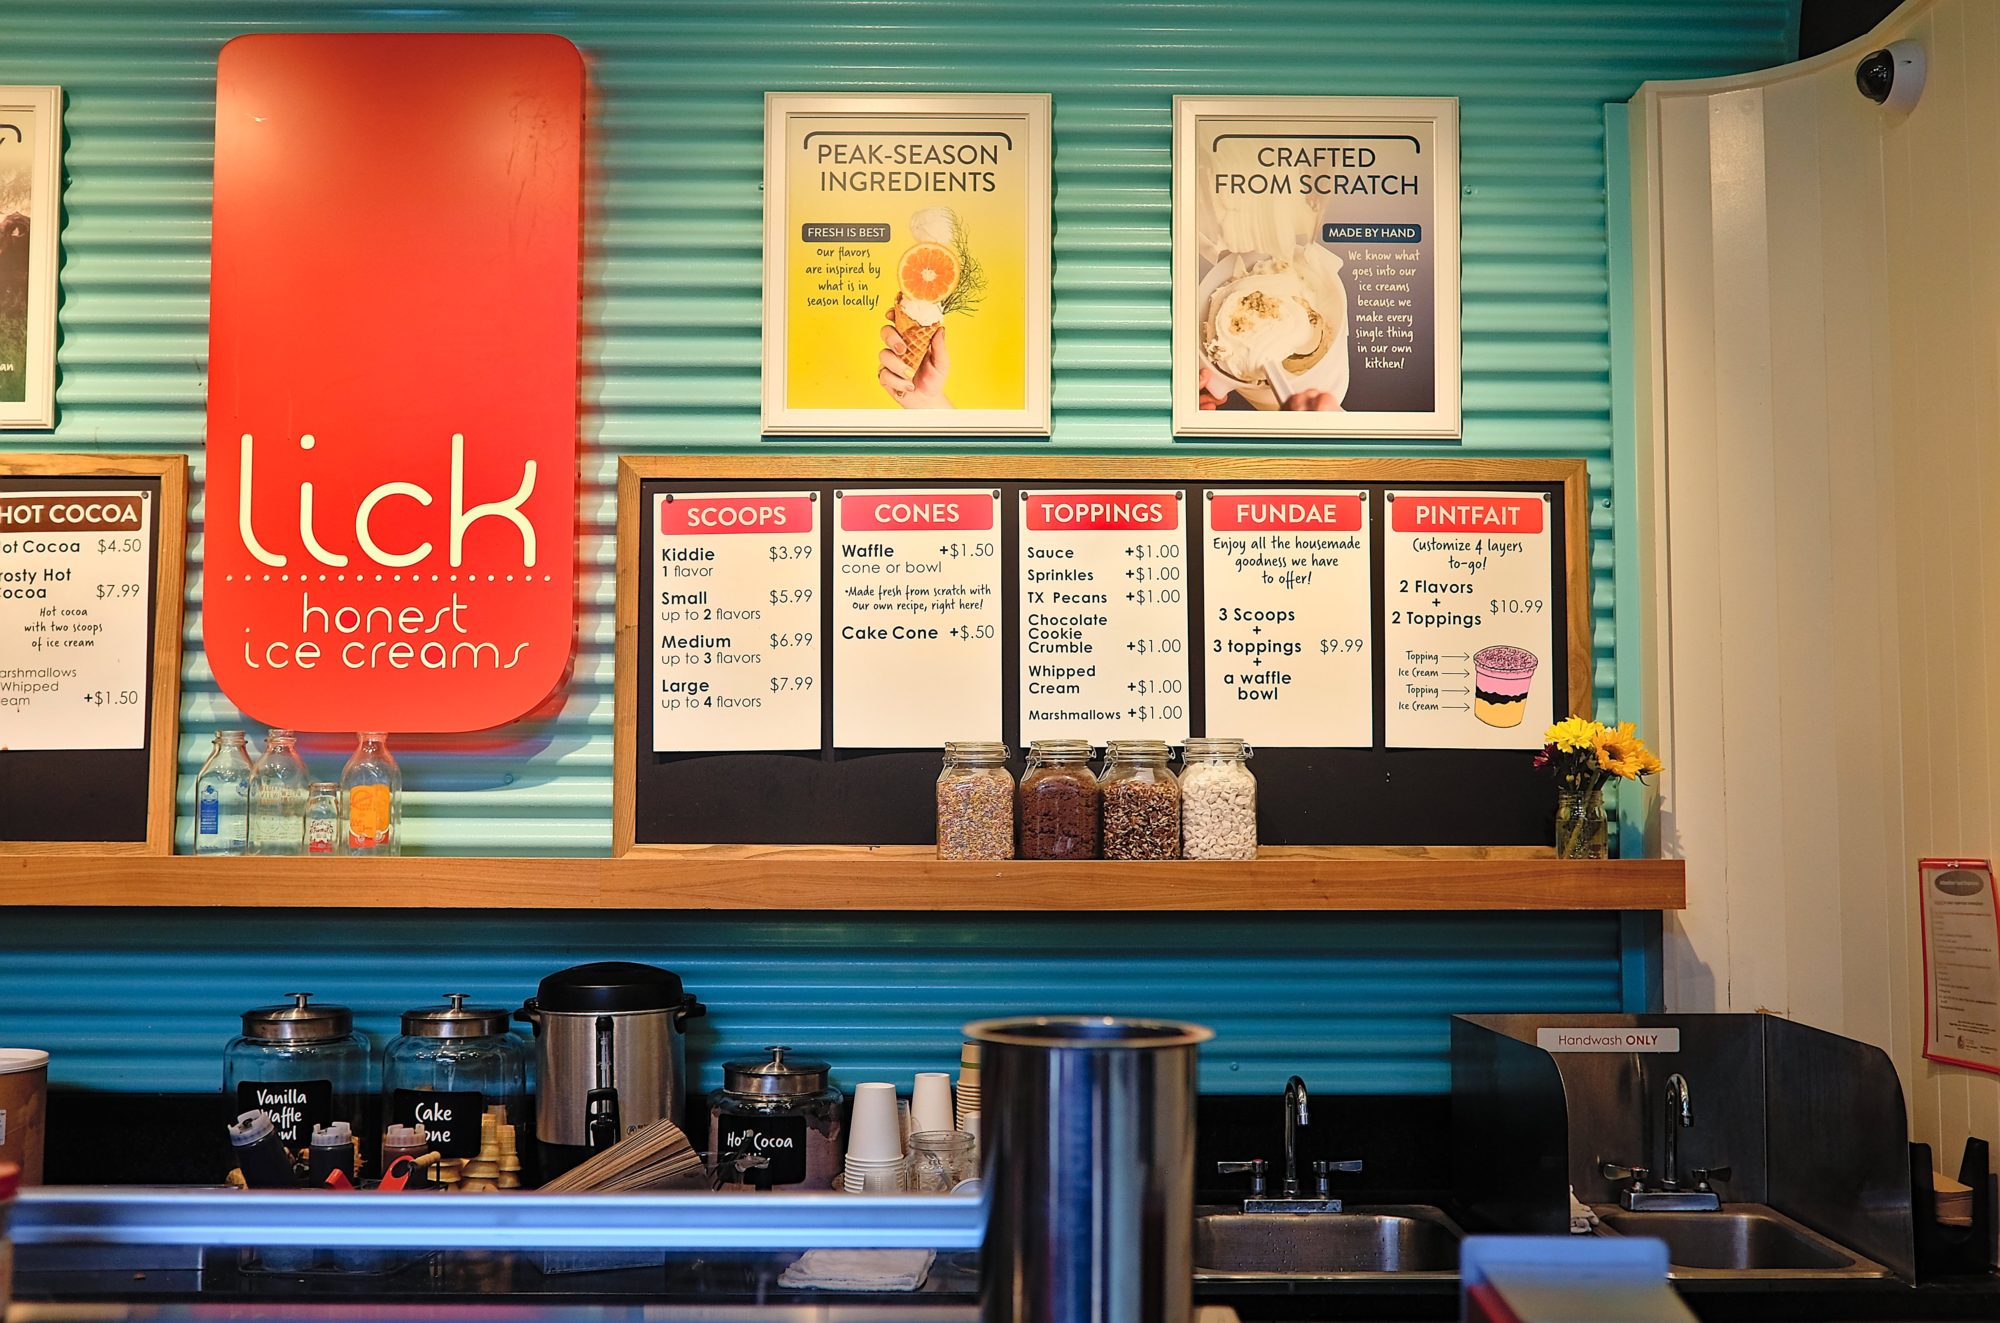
[1180, 737, 1257, 860]
[936, 741, 1015, 860]
[1018, 739, 1100, 860]
[1099, 739, 1181, 860]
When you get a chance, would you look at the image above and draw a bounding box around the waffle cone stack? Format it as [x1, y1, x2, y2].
[889, 295, 941, 372]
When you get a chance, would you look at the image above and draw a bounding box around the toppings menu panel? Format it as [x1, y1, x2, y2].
[1382, 489, 1554, 749]
[1202, 490, 1372, 748]
[0, 488, 153, 750]
[1017, 490, 1190, 745]
[832, 488, 1004, 748]
[651, 491, 822, 752]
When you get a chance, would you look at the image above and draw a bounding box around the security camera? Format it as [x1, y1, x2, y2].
[1856, 40, 1925, 112]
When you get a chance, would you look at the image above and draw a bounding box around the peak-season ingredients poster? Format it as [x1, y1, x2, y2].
[1172, 97, 1460, 440]
[762, 94, 1050, 436]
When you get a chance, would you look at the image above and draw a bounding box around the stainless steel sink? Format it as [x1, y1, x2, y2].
[1192, 1204, 1463, 1280]
[1594, 1204, 1891, 1278]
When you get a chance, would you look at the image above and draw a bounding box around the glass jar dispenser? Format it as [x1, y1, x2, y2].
[222, 993, 372, 1176]
[382, 994, 529, 1168]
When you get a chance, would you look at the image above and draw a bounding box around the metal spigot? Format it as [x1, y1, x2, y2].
[1282, 1075, 1309, 1198]
[1663, 1073, 1692, 1189]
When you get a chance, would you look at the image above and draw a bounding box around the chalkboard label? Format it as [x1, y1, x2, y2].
[391, 1088, 485, 1158]
[236, 1079, 332, 1147]
[718, 1113, 809, 1187]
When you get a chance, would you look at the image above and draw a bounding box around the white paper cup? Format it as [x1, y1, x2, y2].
[912, 1072, 954, 1136]
[843, 1160, 907, 1194]
[847, 1082, 904, 1163]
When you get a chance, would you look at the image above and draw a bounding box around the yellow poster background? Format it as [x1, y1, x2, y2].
[784, 112, 1028, 412]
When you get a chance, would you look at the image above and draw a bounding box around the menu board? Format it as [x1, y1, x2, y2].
[651, 491, 821, 752]
[1202, 489, 1372, 748]
[831, 488, 1004, 748]
[0, 457, 186, 854]
[1382, 490, 1555, 749]
[618, 458, 1583, 852]
[1018, 490, 1189, 745]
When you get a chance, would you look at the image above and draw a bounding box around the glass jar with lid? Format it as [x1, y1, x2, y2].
[223, 993, 372, 1176]
[936, 741, 1015, 860]
[1099, 739, 1181, 860]
[1018, 739, 1100, 860]
[708, 1046, 843, 1192]
[1179, 737, 1258, 860]
[382, 994, 529, 1173]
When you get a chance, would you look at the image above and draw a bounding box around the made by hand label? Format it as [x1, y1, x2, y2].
[1535, 1027, 1681, 1054]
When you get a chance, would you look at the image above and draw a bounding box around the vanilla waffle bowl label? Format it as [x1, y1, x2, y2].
[1173, 97, 1460, 439]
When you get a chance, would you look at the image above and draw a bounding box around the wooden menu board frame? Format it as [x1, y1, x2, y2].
[0, 453, 187, 855]
[614, 454, 1589, 859]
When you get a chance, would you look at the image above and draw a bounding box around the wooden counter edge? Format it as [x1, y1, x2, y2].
[0, 854, 1686, 912]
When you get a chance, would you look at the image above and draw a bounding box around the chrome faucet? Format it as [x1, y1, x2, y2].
[1282, 1075, 1309, 1197]
[1601, 1069, 1727, 1212]
[1663, 1073, 1691, 1189]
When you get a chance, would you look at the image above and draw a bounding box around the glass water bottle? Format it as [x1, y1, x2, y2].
[249, 730, 312, 856]
[303, 782, 341, 857]
[194, 730, 253, 855]
[340, 733, 402, 856]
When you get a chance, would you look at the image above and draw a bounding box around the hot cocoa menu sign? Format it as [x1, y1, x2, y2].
[203, 35, 583, 731]
[1172, 97, 1460, 440]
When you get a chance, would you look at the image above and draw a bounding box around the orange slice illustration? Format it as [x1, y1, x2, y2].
[898, 242, 961, 303]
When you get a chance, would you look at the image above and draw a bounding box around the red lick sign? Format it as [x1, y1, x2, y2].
[203, 35, 583, 732]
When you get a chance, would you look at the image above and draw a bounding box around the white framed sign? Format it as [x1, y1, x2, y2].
[762, 93, 1051, 436]
[1920, 858, 2000, 1076]
[1172, 96, 1460, 440]
[0, 86, 61, 430]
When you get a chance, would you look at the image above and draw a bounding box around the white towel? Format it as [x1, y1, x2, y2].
[778, 1248, 936, 1292]
[1568, 1185, 1601, 1234]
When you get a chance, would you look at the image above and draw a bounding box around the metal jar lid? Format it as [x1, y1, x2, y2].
[241, 992, 352, 1043]
[722, 1046, 830, 1097]
[400, 993, 511, 1039]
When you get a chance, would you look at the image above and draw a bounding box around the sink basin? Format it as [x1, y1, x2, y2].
[1595, 1205, 1891, 1278]
[1192, 1204, 1463, 1280]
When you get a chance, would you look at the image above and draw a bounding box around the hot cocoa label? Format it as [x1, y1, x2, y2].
[391, 1088, 485, 1158]
[717, 1113, 809, 1188]
[236, 1079, 333, 1147]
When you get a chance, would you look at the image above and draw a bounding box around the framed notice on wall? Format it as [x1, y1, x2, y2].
[1920, 858, 2000, 1076]
[761, 93, 1052, 436]
[0, 454, 187, 854]
[0, 86, 62, 430]
[1172, 96, 1460, 440]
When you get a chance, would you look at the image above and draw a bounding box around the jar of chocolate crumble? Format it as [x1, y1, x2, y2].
[1019, 739, 1100, 860]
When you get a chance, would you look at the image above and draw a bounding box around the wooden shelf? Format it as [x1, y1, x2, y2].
[0, 852, 1684, 912]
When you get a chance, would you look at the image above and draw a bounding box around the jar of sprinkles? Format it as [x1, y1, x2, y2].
[936, 741, 1015, 860]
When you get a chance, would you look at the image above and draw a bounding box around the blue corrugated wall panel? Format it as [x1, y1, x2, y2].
[0, 1, 1793, 1093]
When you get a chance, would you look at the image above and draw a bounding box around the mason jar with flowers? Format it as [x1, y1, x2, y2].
[1534, 718, 1663, 860]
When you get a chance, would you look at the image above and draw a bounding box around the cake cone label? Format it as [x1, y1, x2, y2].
[1382, 489, 1555, 749]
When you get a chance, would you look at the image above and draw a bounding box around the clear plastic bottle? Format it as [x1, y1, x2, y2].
[303, 782, 341, 857]
[340, 732, 402, 856]
[194, 730, 253, 855]
[249, 730, 313, 856]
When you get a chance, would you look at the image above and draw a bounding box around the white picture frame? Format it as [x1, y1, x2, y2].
[0, 86, 61, 430]
[762, 92, 1051, 436]
[1172, 95, 1460, 441]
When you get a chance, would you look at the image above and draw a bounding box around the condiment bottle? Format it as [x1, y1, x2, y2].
[1018, 739, 1100, 860]
[382, 995, 528, 1177]
[1099, 739, 1181, 860]
[303, 782, 341, 857]
[1179, 737, 1257, 860]
[194, 730, 253, 855]
[708, 1046, 843, 1192]
[223, 993, 372, 1177]
[249, 730, 312, 855]
[340, 732, 402, 855]
[936, 741, 1015, 860]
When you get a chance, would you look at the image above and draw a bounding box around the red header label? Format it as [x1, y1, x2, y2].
[1389, 495, 1544, 535]
[1208, 493, 1364, 533]
[1024, 492, 1180, 532]
[661, 496, 815, 535]
[839, 493, 995, 532]
[202, 34, 583, 733]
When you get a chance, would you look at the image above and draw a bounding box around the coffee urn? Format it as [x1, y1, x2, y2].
[516, 962, 705, 1177]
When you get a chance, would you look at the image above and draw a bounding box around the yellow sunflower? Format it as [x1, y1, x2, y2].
[1593, 722, 1648, 779]
[1545, 717, 1601, 753]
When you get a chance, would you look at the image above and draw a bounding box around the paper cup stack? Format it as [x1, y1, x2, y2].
[955, 1041, 981, 1146]
[842, 1082, 908, 1194]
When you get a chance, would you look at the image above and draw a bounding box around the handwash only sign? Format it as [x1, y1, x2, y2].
[1536, 1027, 1682, 1054]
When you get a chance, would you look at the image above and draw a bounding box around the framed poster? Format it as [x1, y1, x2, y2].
[762, 93, 1051, 436]
[1920, 858, 2000, 1076]
[1172, 96, 1460, 440]
[0, 86, 61, 430]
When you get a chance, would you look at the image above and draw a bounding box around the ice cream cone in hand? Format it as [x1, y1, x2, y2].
[889, 294, 942, 372]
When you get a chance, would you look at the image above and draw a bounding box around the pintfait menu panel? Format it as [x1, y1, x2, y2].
[643, 480, 1566, 756]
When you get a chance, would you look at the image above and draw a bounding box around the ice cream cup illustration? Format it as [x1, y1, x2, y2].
[1472, 645, 1538, 728]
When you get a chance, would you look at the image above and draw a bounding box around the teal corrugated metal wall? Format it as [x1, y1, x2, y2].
[0, 1, 1793, 1093]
